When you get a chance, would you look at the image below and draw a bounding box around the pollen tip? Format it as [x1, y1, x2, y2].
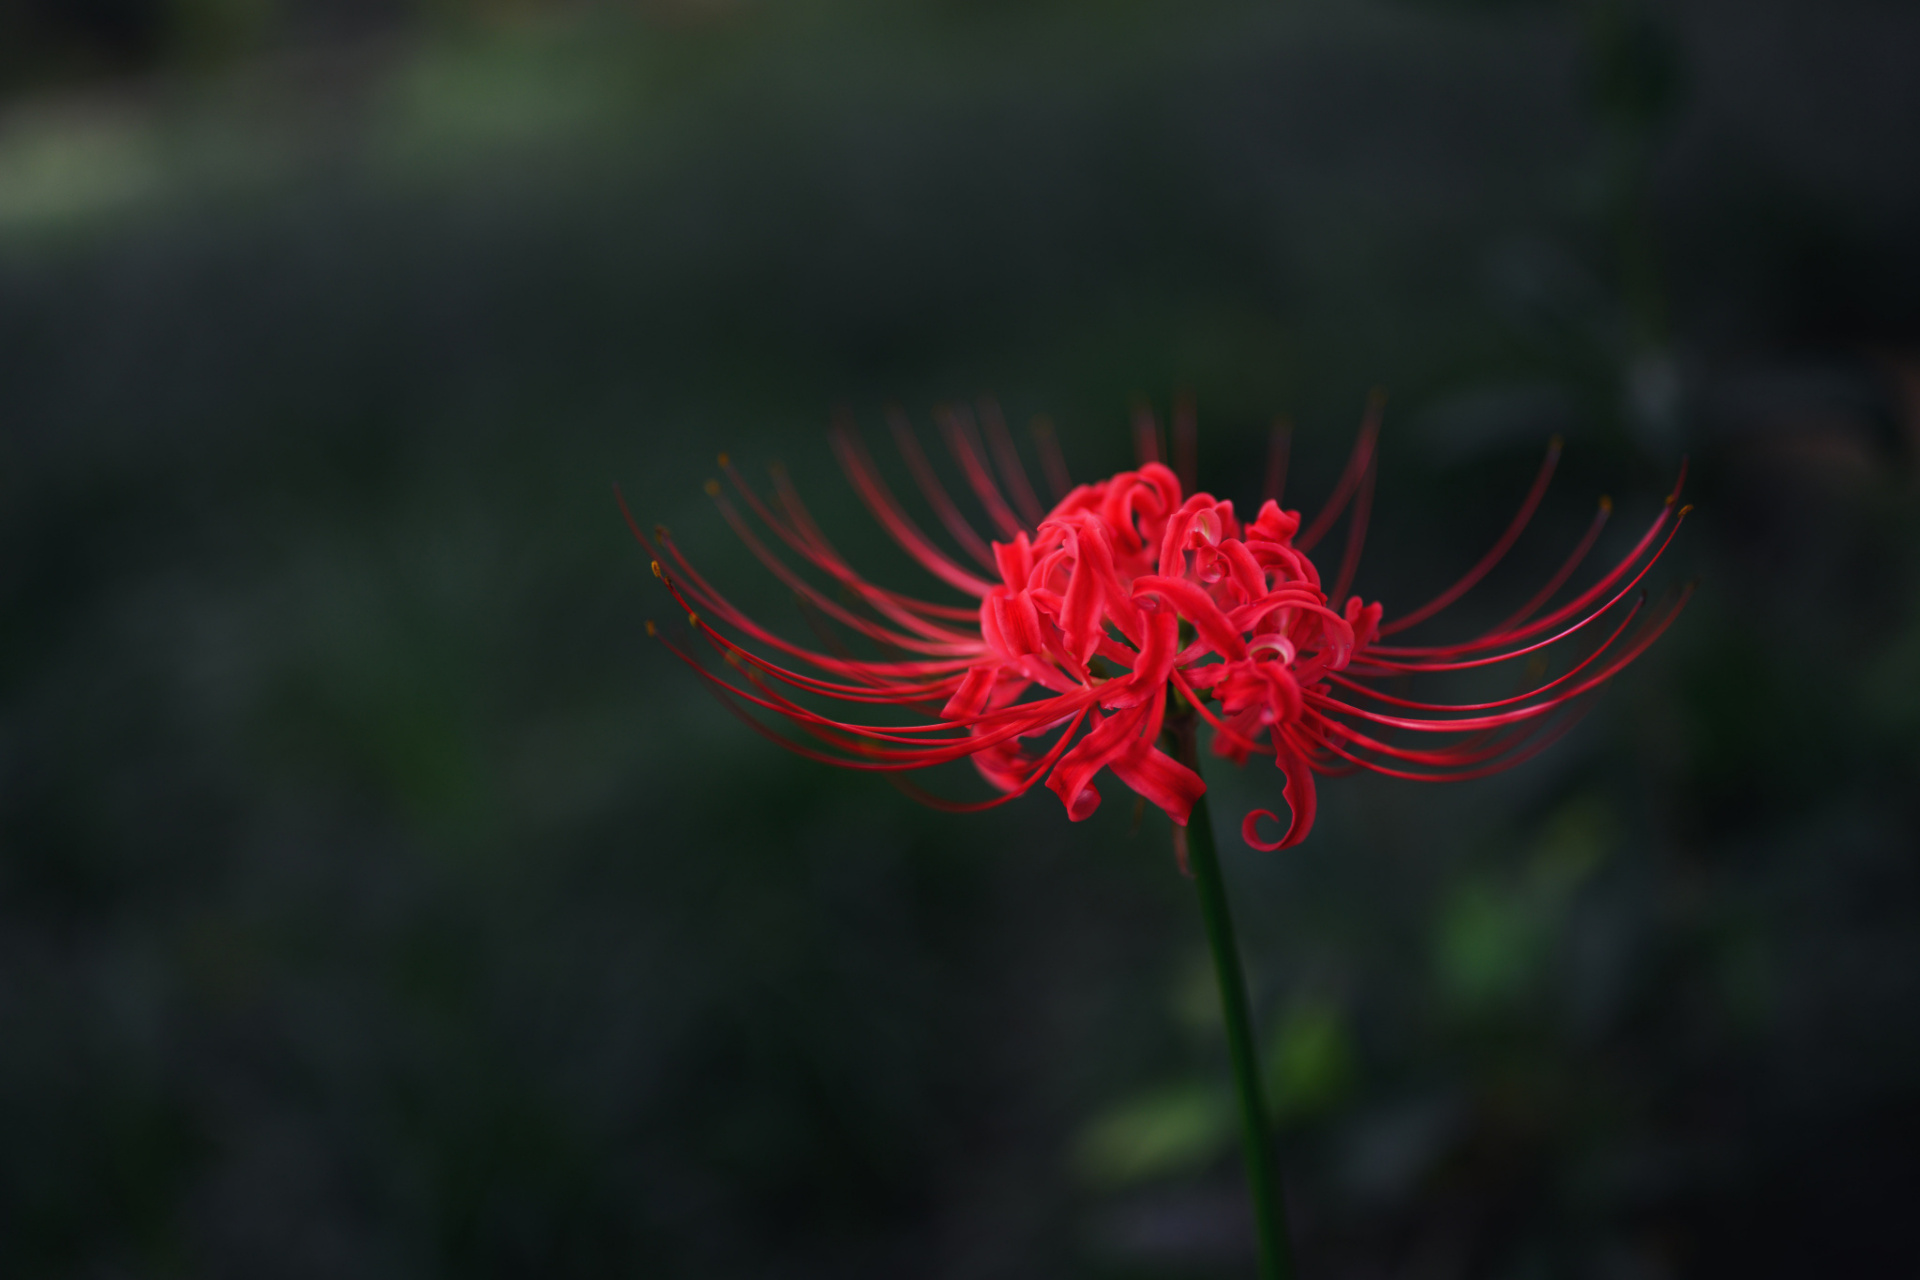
[654, 523, 670, 540]
[650, 559, 662, 579]
[717, 451, 731, 468]
[687, 612, 701, 628]
[1549, 433, 1564, 451]
[1599, 495, 1612, 512]
[644, 619, 657, 636]
[1678, 503, 1694, 517]
[704, 479, 721, 497]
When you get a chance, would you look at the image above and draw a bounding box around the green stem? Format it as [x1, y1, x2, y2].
[1169, 709, 1296, 1280]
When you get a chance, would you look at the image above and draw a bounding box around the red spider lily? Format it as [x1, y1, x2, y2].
[624, 399, 1690, 850]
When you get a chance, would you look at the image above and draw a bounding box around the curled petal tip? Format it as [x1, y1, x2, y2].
[704, 479, 721, 496]
[1242, 809, 1291, 851]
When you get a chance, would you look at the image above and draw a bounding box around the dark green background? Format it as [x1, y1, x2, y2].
[4, 2, 1918, 1276]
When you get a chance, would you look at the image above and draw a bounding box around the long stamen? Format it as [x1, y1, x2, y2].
[1298, 390, 1385, 552]
[1379, 436, 1563, 636]
[1321, 582, 1690, 730]
[939, 404, 1028, 540]
[725, 455, 981, 625]
[1483, 496, 1611, 637]
[708, 489, 979, 655]
[977, 397, 1047, 528]
[653, 533, 979, 681]
[1261, 416, 1291, 507]
[881, 406, 1001, 570]
[1331, 591, 1644, 713]
[1368, 489, 1686, 659]
[1330, 444, 1378, 605]
[784, 591, 971, 700]
[1308, 713, 1548, 768]
[671, 626, 1096, 752]
[1173, 392, 1199, 496]
[662, 579, 1085, 736]
[884, 708, 1091, 812]
[831, 421, 996, 596]
[1170, 668, 1273, 757]
[1133, 403, 1163, 468]
[1308, 712, 1582, 782]
[1031, 414, 1072, 503]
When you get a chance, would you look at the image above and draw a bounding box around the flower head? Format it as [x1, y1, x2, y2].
[627, 400, 1689, 849]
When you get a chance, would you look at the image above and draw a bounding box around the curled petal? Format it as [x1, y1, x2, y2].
[1059, 536, 1107, 666]
[1247, 499, 1300, 545]
[1218, 539, 1270, 605]
[1345, 597, 1384, 650]
[941, 666, 999, 721]
[1110, 742, 1207, 826]
[1103, 608, 1180, 709]
[992, 532, 1035, 589]
[1241, 734, 1318, 850]
[1131, 575, 1248, 661]
[1046, 702, 1152, 821]
[985, 588, 1045, 659]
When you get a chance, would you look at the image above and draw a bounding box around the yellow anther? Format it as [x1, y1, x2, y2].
[1678, 503, 1694, 517]
[717, 452, 731, 468]
[650, 559, 663, 579]
[687, 612, 700, 627]
[645, 619, 657, 636]
[654, 523, 670, 540]
[1598, 495, 1612, 512]
[704, 479, 721, 496]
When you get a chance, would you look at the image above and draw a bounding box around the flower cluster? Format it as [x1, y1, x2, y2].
[629, 403, 1688, 849]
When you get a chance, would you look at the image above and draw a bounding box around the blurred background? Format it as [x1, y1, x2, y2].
[3, 1, 1918, 1276]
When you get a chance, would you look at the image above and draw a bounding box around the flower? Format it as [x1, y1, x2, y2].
[626, 399, 1689, 849]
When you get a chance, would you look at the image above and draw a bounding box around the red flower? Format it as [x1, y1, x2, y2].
[626, 401, 1690, 850]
